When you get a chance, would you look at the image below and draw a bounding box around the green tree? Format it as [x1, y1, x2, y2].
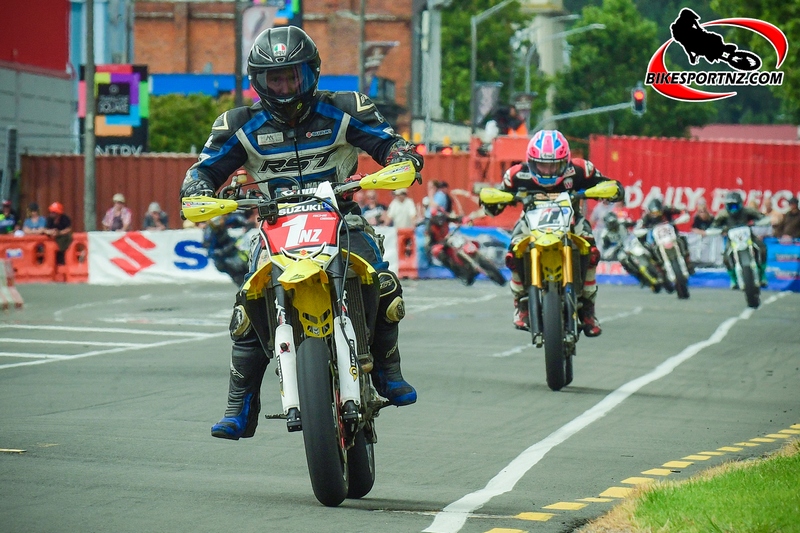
[550, 0, 715, 138]
[441, 0, 536, 124]
[149, 94, 246, 153]
[709, 0, 799, 122]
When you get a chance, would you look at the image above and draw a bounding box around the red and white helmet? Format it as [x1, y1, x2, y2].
[526, 130, 571, 187]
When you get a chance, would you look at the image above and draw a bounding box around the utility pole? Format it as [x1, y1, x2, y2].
[84, 0, 97, 231]
[234, 0, 244, 107]
[358, 0, 366, 93]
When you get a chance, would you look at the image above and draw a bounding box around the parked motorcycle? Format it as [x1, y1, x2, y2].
[427, 207, 507, 286]
[182, 162, 417, 507]
[479, 181, 619, 391]
[707, 224, 764, 308]
[646, 213, 692, 299]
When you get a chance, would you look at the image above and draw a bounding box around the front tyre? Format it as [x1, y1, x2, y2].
[476, 254, 507, 286]
[539, 282, 566, 391]
[669, 255, 690, 300]
[297, 338, 348, 507]
[739, 251, 760, 309]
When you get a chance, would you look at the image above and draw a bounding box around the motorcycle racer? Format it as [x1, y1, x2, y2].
[711, 191, 768, 288]
[180, 26, 422, 441]
[480, 129, 623, 336]
[636, 198, 694, 274]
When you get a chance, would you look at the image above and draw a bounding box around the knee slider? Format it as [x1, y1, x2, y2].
[229, 304, 252, 341]
[378, 271, 404, 323]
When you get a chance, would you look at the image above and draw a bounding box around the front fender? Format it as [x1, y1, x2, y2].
[279, 259, 333, 338]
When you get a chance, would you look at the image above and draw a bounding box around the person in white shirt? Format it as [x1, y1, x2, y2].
[386, 188, 417, 229]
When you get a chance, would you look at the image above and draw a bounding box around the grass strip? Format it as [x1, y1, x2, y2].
[579, 438, 800, 533]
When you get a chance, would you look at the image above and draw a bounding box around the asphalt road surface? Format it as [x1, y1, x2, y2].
[1, 280, 798, 533]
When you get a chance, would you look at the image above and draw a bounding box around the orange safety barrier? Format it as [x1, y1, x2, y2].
[0, 235, 59, 283]
[396, 228, 419, 280]
[58, 233, 89, 283]
[0, 259, 24, 309]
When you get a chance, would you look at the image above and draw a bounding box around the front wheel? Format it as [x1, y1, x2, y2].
[739, 251, 760, 309]
[297, 338, 348, 507]
[475, 254, 507, 286]
[669, 255, 690, 300]
[539, 282, 567, 391]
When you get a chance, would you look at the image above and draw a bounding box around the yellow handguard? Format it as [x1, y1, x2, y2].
[181, 197, 240, 223]
[479, 187, 515, 205]
[359, 161, 417, 190]
[583, 180, 620, 200]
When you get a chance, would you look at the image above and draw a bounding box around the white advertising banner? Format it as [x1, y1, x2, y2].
[88, 229, 231, 285]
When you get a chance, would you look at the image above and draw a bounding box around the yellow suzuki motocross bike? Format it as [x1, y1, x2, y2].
[480, 182, 619, 391]
[182, 162, 417, 507]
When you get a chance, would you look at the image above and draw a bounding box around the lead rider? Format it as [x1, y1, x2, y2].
[180, 26, 422, 440]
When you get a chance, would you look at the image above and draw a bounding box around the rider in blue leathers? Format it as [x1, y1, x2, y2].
[180, 26, 423, 440]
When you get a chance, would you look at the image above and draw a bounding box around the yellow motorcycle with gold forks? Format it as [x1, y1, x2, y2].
[480, 181, 619, 391]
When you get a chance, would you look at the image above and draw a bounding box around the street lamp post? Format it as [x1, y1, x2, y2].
[524, 23, 605, 93]
[470, 0, 517, 133]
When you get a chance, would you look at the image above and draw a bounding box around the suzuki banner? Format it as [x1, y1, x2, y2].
[89, 230, 231, 285]
[89, 228, 400, 285]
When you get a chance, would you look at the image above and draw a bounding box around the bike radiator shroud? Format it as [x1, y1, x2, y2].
[261, 272, 372, 359]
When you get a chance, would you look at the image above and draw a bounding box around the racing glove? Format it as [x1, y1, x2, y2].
[341, 173, 366, 201]
[180, 170, 217, 199]
[386, 143, 424, 173]
[481, 202, 505, 217]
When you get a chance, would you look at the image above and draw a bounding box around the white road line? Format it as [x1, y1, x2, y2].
[0, 332, 229, 370]
[487, 307, 643, 358]
[408, 293, 498, 313]
[0, 338, 145, 347]
[423, 298, 785, 533]
[0, 324, 213, 337]
[0, 352, 72, 360]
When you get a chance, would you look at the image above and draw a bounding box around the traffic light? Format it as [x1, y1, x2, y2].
[631, 85, 646, 116]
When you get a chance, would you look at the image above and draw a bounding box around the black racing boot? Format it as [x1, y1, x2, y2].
[211, 333, 268, 440]
[578, 297, 602, 337]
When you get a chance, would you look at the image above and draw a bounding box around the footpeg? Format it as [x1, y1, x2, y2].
[286, 407, 302, 432]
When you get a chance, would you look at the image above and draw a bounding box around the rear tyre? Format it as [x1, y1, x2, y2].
[476, 254, 507, 286]
[346, 428, 375, 499]
[540, 282, 566, 391]
[297, 338, 348, 507]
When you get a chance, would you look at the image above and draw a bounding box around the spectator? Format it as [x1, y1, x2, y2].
[386, 188, 417, 229]
[22, 203, 48, 235]
[361, 190, 387, 226]
[690, 199, 714, 235]
[44, 202, 73, 265]
[0, 200, 17, 234]
[434, 181, 456, 215]
[762, 198, 783, 236]
[102, 193, 133, 231]
[142, 202, 169, 231]
[775, 197, 800, 242]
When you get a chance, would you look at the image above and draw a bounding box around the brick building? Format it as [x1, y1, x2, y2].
[133, 1, 414, 131]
